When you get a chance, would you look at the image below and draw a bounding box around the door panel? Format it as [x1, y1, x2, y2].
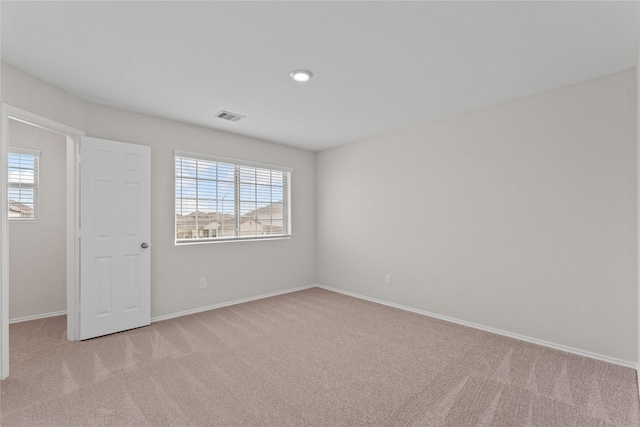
[80, 137, 150, 340]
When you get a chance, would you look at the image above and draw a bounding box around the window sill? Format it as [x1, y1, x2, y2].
[175, 235, 291, 245]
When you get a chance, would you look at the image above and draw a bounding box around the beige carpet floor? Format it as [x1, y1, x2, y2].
[1, 287, 638, 426]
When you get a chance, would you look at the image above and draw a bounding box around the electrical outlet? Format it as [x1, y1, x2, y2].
[385, 274, 392, 286]
[200, 278, 207, 289]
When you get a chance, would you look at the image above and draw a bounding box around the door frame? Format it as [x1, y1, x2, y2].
[0, 104, 85, 379]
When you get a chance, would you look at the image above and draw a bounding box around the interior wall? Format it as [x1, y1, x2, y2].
[8, 120, 66, 320]
[2, 61, 637, 364]
[316, 70, 638, 364]
[1, 62, 316, 319]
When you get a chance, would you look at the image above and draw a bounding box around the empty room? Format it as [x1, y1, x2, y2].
[1, 1, 639, 426]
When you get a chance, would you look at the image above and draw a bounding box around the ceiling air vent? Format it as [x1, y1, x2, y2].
[216, 110, 245, 122]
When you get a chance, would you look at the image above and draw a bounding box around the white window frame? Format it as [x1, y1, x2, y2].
[7, 147, 40, 221]
[174, 150, 292, 244]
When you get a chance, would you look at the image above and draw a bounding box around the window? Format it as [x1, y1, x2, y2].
[8, 147, 40, 220]
[175, 151, 291, 243]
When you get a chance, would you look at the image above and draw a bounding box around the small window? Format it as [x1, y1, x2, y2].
[175, 151, 291, 244]
[8, 147, 40, 220]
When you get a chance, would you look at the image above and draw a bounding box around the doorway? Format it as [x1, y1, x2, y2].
[8, 120, 67, 323]
[1, 104, 85, 379]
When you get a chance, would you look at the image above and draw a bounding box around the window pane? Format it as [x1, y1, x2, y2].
[240, 184, 256, 201]
[271, 186, 283, 202]
[9, 187, 33, 202]
[272, 219, 284, 234]
[240, 201, 257, 217]
[240, 218, 260, 236]
[217, 162, 235, 182]
[255, 168, 271, 185]
[256, 185, 271, 204]
[239, 166, 256, 183]
[8, 167, 35, 184]
[8, 150, 38, 219]
[271, 170, 283, 186]
[176, 202, 196, 217]
[198, 199, 216, 212]
[197, 159, 217, 180]
[175, 153, 290, 242]
[176, 177, 197, 199]
[197, 179, 216, 200]
[215, 179, 234, 216]
[176, 157, 197, 178]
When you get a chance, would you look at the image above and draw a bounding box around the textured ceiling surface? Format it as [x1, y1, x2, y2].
[2, 1, 639, 151]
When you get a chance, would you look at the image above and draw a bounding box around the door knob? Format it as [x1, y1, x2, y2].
[141, 242, 149, 249]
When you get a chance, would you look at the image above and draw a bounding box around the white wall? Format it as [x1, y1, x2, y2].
[1, 62, 316, 319]
[317, 70, 638, 364]
[2, 61, 637, 365]
[8, 120, 66, 320]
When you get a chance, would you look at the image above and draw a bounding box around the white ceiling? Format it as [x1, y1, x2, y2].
[2, 1, 639, 152]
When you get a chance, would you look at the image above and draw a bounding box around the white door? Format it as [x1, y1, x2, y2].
[80, 137, 151, 340]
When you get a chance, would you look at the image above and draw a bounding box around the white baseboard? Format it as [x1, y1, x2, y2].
[9, 310, 67, 324]
[151, 284, 316, 323]
[8, 287, 636, 372]
[317, 285, 638, 370]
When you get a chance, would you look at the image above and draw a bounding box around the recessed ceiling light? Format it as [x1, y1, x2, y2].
[290, 69, 313, 83]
